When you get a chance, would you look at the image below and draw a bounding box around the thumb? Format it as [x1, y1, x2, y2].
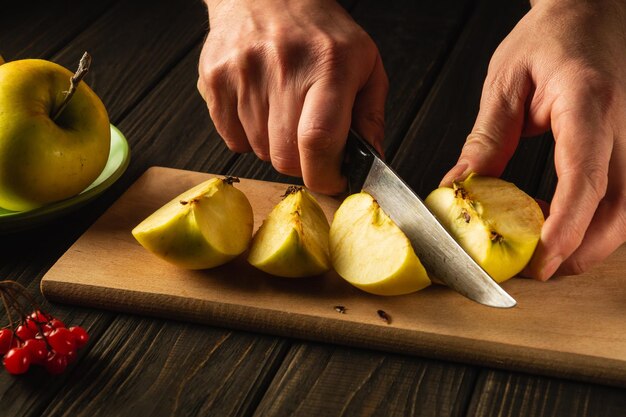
[441, 69, 531, 186]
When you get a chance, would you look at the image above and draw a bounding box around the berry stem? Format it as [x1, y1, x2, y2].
[51, 51, 91, 121]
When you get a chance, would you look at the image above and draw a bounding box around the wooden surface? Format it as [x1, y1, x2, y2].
[41, 166, 626, 388]
[2, 0, 626, 416]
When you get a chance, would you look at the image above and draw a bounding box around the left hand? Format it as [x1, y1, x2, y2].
[441, 0, 626, 280]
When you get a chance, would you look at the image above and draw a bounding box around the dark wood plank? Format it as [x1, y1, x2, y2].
[253, 342, 477, 417]
[0, 0, 117, 60]
[0, 1, 257, 416]
[392, 0, 553, 198]
[49, 0, 208, 123]
[37, 317, 290, 417]
[467, 370, 626, 417]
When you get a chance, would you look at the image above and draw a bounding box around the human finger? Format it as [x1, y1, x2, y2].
[555, 140, 626, 275]
[351, 54, 388, 156]
[198, 66, 250, 153]
[267, 86, 304, 177]
[525, 105, 613, 280]
[236, 66, 271, 161]
[440, 66, 531, 186]
[298, 80, 356, 194]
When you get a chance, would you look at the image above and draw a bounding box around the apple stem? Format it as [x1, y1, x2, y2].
[52, 51, 92, 121]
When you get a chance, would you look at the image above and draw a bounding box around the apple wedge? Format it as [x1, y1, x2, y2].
[132, 177, 253, 269]
[425, 174, 544, 283]
[248, 186, 331, 277]
[329, 192, 431, 295]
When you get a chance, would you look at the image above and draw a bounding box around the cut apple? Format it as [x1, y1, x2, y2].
[425, 174, 544, 283]
[248, 186, 331, 277]
[132, 177, 253, 269]
[329, 192, 431, 295]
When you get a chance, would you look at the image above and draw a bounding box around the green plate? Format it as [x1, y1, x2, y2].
[0, 124, 130, 234]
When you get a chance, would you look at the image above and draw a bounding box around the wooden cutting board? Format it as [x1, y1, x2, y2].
[41, 166, 626, 387]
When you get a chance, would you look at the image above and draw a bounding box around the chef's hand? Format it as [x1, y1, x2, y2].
[197, 0, 388, 194]
[442, 0, 626, 280]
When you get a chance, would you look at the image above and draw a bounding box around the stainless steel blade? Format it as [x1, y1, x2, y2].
[362, 158, 516, 308]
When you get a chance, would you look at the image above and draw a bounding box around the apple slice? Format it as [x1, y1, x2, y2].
[248, 186, 331, 277]
[425, 174, 544, 283]
[329, 192, 431, 295]
[132, 177, 253, 269]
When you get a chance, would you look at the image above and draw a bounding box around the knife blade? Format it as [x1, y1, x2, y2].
[344, 129, 516, 308]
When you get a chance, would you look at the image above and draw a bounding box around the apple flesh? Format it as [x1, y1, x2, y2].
[0, 59, 110, 211]
[329, 192, 431, 295]
[132, 177, 254, 270]
[425, 174, 544, 283]
[248, 186, 331, 277]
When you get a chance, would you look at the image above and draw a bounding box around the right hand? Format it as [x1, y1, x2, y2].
[197, 0, 388, 194]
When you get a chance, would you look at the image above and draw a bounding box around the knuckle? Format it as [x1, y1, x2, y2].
[566, 64, 618, 114]
[271, 155, 301, 176]
[298, 126, 337, 153]
[254, 150, 271, 161]
[562, 161, 609, 204]
[566, 257, 591, 276]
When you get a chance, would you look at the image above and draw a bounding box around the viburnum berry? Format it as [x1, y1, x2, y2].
[0, 329, 15, 355]
[15, 324, 36, 341]
[3, 347, 32, 375]
[69, 326, 89, 349]
[23, 339, 48, 365]
[47, 328, 76, 355]
[66, 348, 78, 364]
[50, 318, 65, 329]
[44, 352, 68, 375]
[1, 280, 91, 376]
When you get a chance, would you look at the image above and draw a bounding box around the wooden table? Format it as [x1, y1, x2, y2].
[2, 0, 625, 416]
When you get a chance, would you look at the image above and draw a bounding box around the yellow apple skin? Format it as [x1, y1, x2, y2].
[248, 187, 331, 277]
[425, 174, 544, 283]
[329, 192, 431, 296]
[0, 59, 110, 211]
[132, 178, 254, 269]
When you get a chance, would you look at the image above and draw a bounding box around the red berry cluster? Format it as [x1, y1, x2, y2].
[0, 281, 89, 375]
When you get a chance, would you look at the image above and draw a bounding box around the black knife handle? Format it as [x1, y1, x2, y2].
[343, 129, 378, 195]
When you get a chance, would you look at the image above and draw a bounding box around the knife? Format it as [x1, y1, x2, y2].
[343, 129, 516, 308]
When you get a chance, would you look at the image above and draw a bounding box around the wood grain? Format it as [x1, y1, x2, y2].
[467, 370, 626, 417]
[0, 1, 117, 61]
[254, 342, 477, 417]
[37, 317, 290, 417]
[41, 167, 626, 388]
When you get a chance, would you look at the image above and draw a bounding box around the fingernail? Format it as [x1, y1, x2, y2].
[540, 256, 563, 281]
[441, 162, 469, 186]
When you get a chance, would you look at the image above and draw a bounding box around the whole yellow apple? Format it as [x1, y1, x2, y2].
[0, 58, 110, 211]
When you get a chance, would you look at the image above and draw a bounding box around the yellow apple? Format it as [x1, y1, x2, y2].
[329, 192, 431, 295]
[248, 186, 331, 277]
[0, 58, 110, 211]
[425, 174, 544, 283]
[132, 177, 254, 269]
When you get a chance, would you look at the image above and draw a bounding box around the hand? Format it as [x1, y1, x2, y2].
[197, 0, 388, 194]
[441, 0, 626, 280]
